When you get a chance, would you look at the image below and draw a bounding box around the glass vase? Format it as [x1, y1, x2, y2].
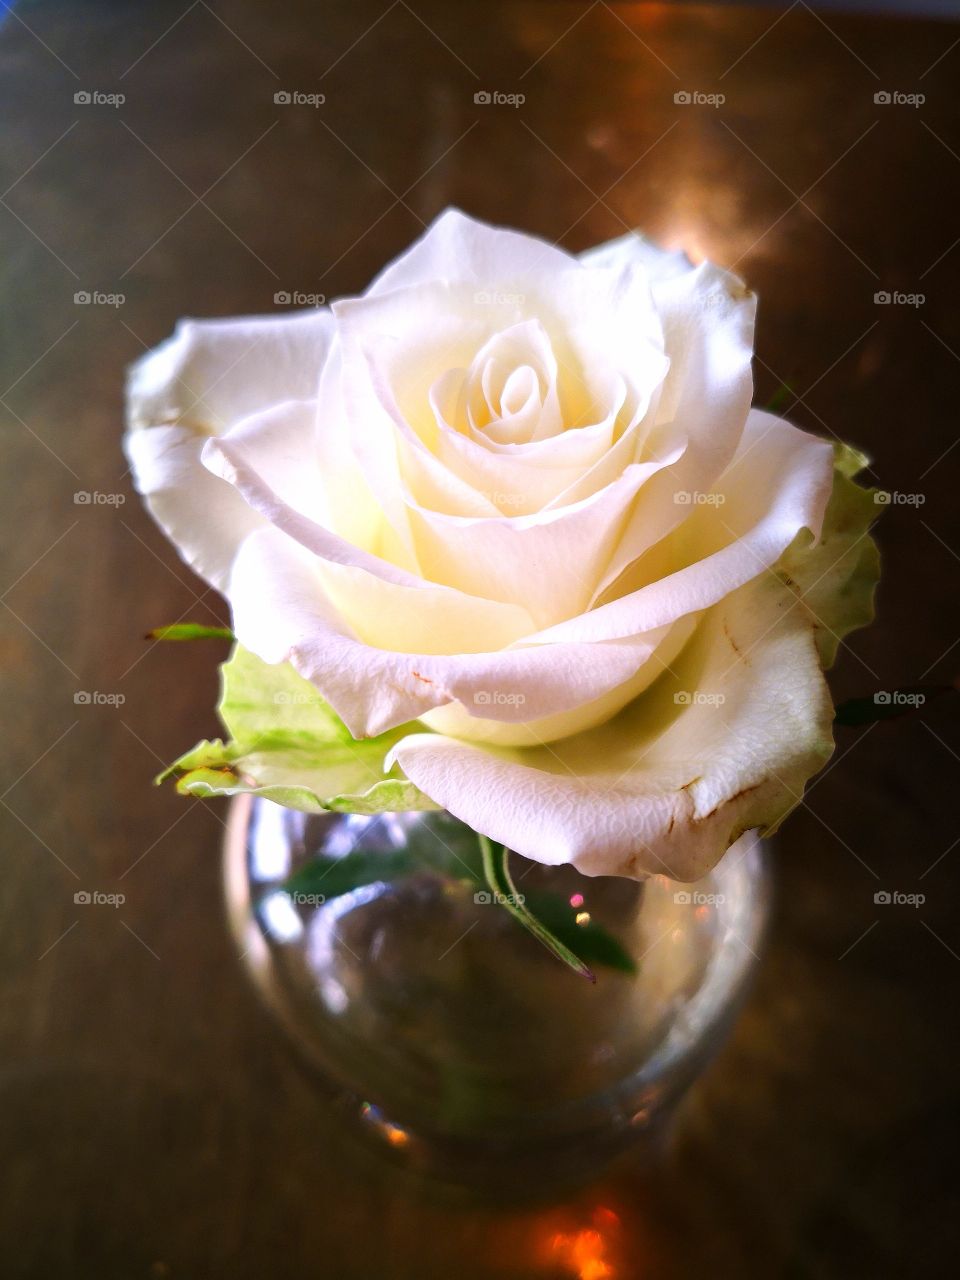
[223, 796, 770, 1193]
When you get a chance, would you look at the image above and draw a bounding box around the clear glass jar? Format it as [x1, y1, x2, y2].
[224, 795, 770, 1193]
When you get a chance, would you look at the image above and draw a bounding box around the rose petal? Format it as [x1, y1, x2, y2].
[527, 411, 833, 643]
[389, 566, 834, 880]
[227, 526, 691, 741]
[367, 207, 577, 296]
[125, 310, 333, 589]
[403, 449, 685, 628]
[580, 231, 695, 282]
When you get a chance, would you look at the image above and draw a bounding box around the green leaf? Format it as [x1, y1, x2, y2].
[479, 834, 596, 982]
[283, 847, 426, 899]
[159, 644, 439, 814]
[518, 890, 637, 975]
[146, 623, 234, 642]
[281, 826, 634, 973]
[776, 441, 881, 667]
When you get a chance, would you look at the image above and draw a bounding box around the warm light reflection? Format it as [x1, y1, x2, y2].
[659, 227, 708, 265]
[359, 1101, 410, 1148]
[549, 1225, 615, 1279]
[575, 911, 591, 927]
[535, 1206, 624, 1280]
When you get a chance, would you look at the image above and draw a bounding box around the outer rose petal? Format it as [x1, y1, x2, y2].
[124, 426, 264, 593]
[531, 411, 834, 643]
[589, 261, 757, 590]
[125, 310, 333, 590]
[367, 207, 577, 295]
[389, 452, 880, 879]
[389, 569, 833, 881]
[580, 231, 695, 282]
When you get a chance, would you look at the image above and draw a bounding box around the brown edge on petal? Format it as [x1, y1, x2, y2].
[722, 620, 749, 662]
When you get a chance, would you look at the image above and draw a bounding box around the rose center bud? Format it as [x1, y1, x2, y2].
[462, 317, 564, 446]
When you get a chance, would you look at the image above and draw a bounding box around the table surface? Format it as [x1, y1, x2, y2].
[2, 2, 960, 1277]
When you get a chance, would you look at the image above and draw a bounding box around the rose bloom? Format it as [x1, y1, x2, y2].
[126, 210, 878, 880]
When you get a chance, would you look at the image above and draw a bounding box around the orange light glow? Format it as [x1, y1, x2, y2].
[659, 228, 708, 265]
[549, 1227, 614, 1280]
[359, 1101, 410, 1147]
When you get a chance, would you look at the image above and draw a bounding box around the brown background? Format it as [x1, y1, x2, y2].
[2, 2, 959, 1277]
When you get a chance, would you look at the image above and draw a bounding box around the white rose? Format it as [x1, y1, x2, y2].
[126, 209, 878, 880]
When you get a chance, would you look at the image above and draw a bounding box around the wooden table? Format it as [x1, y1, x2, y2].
[2, 2, 959, 1276]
